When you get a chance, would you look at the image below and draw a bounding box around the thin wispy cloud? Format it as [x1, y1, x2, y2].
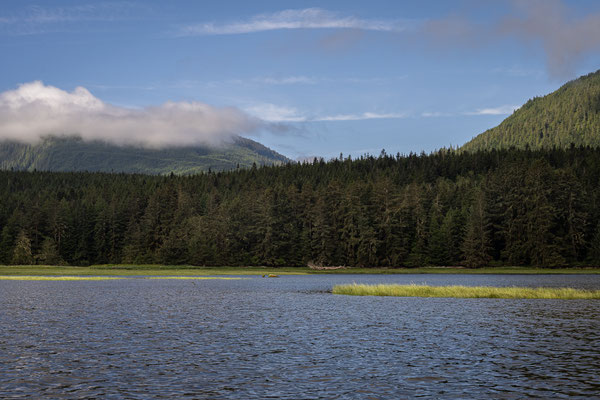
[178, 8, 408, 36]
[244, 103, 407, 123]
[0, 81, 266, 148]
[465, 105, 520, 116]
[316, 112, 408, 121]
[254, 76, 317, 85]
[0, 3, 142, 35]
[421, 112, 453, 118]
[244, 104, 306, 122]
[422, 106, 520, 117]
[24, 4, 116, 23]
[166, 75, 406, 91]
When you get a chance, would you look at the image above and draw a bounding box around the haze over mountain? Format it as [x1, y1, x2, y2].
[462, 69, 600, 152]
[0, 80, 290, 174]
[0, 136, 289, 174]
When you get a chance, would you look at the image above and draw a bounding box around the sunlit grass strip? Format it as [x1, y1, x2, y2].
[0, 275, 124, 281]
[332, 284, 600, 299]
[146, 276, 246, 280]
[0, 275, 247, 280]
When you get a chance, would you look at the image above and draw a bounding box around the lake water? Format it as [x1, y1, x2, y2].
[1, 274, 599, 399]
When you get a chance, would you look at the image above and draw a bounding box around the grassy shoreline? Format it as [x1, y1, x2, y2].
[333, 284, 600, 299]
[0, 265, 599, 276]
[0, 275, 246, 281]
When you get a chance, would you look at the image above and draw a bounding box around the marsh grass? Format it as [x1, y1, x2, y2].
[0, 275, 246, 281]
[0, 265, 309, 276]
[0, 276, 124, 281]
[332, 284, 600, 299]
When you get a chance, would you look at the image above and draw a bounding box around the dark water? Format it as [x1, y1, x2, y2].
[1, 274, 599, 399]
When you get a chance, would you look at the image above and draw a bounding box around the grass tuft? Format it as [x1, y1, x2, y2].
[332, 283, 600, 299]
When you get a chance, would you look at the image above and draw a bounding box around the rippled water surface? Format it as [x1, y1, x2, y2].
[1, 274, 599, 399]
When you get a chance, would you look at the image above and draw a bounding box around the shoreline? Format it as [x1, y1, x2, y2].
[1, 265, 600, 276]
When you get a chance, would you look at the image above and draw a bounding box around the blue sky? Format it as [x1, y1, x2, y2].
[1, 1, 600, 159]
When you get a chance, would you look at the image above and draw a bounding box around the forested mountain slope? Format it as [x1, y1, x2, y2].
[461, 70, 600, 151]
[0, 136, 289, 174]
[2, 148, 600, 268]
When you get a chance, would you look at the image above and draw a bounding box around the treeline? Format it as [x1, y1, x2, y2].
[2, 147, 600, 267]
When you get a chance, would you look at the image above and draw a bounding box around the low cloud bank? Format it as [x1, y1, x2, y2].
[0, 81, 262, 148]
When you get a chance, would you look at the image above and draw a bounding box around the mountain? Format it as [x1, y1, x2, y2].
[0, 136, 290, 174]
[461, 69, 600, 152]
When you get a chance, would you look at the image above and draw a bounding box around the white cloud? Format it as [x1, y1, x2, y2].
[253, 76, 317, 85]
[0, 81, 263, 148]
[421, 111, 453, 118]
[316, 112, 408, 121]
[465, 105, 520, 116]
[244, 104, 306, 122]
[244, 103, 408, 123]
[178, 8, 407, 36]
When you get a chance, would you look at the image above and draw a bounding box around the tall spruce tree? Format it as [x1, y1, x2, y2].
[462, 189, 492, 268]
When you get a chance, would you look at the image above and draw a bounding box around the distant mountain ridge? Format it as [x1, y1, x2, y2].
[0, 136, 289, 174]
[461, 69, 600, 152]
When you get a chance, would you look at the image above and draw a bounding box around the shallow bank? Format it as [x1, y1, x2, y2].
[0, 276, 124, 281]
[332, 284, 600, 299]
[1, 265, 600, 277]
[0, 275, 247, 281]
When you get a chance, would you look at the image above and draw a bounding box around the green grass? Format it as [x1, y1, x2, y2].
[332, 284, 600, 299]
[0, 275, 124, 281]
[0, 275, 247, 281]
[0, 265, 599, 277]
[0, 265, 310, 276]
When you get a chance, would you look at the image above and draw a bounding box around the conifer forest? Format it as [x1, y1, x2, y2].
[2, 146, 600, 268]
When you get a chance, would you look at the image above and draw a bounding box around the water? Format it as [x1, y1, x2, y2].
[1, 274, 599, 399]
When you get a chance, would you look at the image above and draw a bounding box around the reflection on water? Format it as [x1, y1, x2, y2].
[1, 274, 599, 398]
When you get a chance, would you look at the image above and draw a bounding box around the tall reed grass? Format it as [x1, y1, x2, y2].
[332, 283, 600, 299]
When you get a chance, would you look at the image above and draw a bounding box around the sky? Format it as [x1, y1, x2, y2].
[1, 0, 600, 159]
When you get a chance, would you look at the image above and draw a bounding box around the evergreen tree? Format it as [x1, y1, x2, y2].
[587, 222, 600, 265]
[462, 189, 492, 268]
[37, 237, 63, 265]
[12, 230, 33, 265]
[1, 147, 600, 268]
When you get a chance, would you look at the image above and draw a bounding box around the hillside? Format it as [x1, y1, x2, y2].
[461, 70, 600, 152]
[0, 136, 289, 174]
